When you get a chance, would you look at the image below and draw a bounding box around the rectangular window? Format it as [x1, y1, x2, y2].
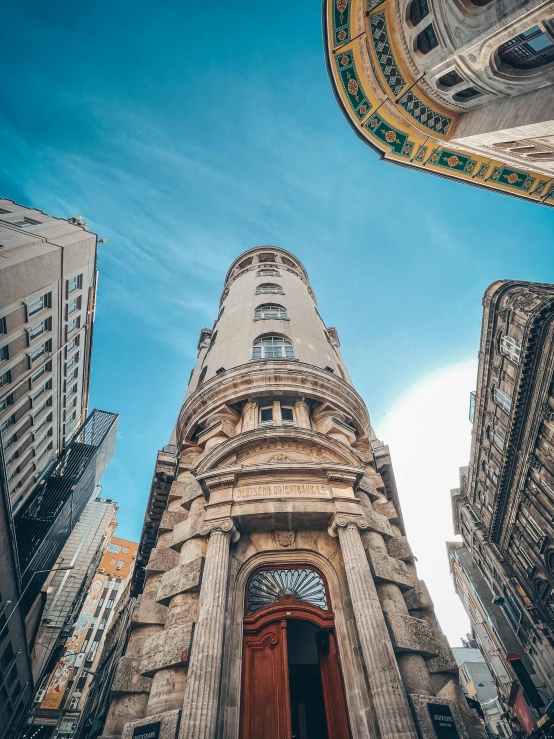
[492, 429, 505, 450]
[110, 558, 116, 566]
[67, 275, 82, 294]
[112, 581, 120, 590]
[0, 317, 6, 335]
[1, 415, 15, 435]
[65, 351, 80, 370]
[67, 297, 81, 315]
[31, 362, 50, 384]
[66, 335, 80, 354]
[260, 407, 273, 424]
[13, 218, 40, 227]
[117, 560, 125, 570]
[28, 295, 46, 317]
[107, 543, 121, 554]
[33, 397, 52, 420]
[500, 335, 521, 363]
[123, 547, 129, 554]
[519, 506, 543, 545]
[34, 413, 52, 435]
[494, 388, 512, 414]
[30, 340, 51, 363]
[98, 619, 106, 630]
[0, 346, 8, 362]
[486, 463, 498, 486]
[33, 380, 52, 403]
[281, 407, 294, 423]
[67, 316, 81, 334]
[0, 370, 11, 388]
[106, 600, 114, 609]
[0, 394, 13, 414]
[29, 317, 51, 341]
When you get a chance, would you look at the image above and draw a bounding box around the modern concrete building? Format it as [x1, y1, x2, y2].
[450, 280, 554, 736]
[103, 246, 486, 739]
[26, 534, 137, 739]
[452, 645, 509, 737]
[0, 201, 118, 737]
[324, 0, 554, 207]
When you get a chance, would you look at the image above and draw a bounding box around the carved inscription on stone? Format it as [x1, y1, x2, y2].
[235, 483, 331, 500]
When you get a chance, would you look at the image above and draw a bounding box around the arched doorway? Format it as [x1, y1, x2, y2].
[240, 566, 351, 739]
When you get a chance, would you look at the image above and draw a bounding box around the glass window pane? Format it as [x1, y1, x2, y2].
[528, 33, 553, 52]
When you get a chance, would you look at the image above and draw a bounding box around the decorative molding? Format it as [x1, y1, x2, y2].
[275, 530, 295, 548]
[200, 518, 240, 543]
[328, 513, 368, 537]
[203, 474, 237, 490]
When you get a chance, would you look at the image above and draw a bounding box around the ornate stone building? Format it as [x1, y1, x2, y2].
[102, 247, 486, 739]
[324, 0, 554, 207]
[451, 280, 554, 734]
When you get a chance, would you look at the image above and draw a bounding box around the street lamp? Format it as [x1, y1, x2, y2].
[0, 565, 74, 639]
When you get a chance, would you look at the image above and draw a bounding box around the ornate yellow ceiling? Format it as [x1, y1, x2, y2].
[323, 0, 554, 207]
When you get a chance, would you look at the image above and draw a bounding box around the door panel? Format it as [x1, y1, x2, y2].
[241, 619, 291, 739]
[317, 630, 351, 739]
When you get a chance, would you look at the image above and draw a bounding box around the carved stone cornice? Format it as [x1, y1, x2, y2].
[328, 513, 369, 538]
[203, 474, 237, 491]
[176, 361, 371, 446]
[199, 518, 240, 543]
[327, 471, 358, 485]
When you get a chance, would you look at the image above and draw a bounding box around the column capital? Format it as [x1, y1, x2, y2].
[200, 517, 240, 542]
[328, 513, 369, 538]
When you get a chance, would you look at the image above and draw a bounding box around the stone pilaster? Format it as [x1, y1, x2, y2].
[331, 515, 418, 739]
[178, 519, 239, 739]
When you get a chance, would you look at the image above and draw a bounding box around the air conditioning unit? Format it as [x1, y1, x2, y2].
[34, 689, 46, 703]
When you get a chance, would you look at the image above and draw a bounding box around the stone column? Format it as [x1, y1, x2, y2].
[178, 519, 238, 739]
[333, 516, 418, 739]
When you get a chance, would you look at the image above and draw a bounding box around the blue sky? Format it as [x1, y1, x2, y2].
[2, 1, 553, 641]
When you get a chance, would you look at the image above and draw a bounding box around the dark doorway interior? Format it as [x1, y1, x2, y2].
[287, 619, 329, 739]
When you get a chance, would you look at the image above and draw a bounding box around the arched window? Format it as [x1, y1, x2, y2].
[499, 25, 554, 70]
[254, 304, 288, 320]
[252, 334, 294, 360]
[416, 24, 439, 54]
[409, 0, 429, 26]
[453, 87, 482, 102]
[256, 283, 284, 295]
[247, 567, 328, 614]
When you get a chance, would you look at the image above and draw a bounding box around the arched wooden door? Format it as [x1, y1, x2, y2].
[240, 567, 351, 739]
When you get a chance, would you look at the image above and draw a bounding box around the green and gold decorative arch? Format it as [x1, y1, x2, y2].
[323, 0, 554, 206]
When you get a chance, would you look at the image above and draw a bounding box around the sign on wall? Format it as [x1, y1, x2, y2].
[132, 722, 161, 739]
[427, 704, 460, 738]
[235, 483, 331, 500]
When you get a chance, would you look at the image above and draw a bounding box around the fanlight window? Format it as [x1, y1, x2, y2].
[255, 304, 288, 320]
[499, 25, 554, 70]
[256, 283, 284, 295]
[247, 568, 328, 614]
[252, 335, 294, 359]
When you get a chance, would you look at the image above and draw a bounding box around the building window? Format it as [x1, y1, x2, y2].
[0, 394, 13, 414]
[123, 546, 129, 554]
[108, 543, 121, 554]
[0, 370, 11, 388]
[500, 334, 521, 363]
[65, 351, 80, 370]
[494, 388, 512, 414]
[260, 406, 273, 425]
[0, 346, 8, 362]
[0, 415, 15, 435]
[453, 87, 482, 102]
[30, 340, 51, 363]
[117, 560, 125, 570]
[106, 599, 114, 609]
[0, 317, 6, 335]
[33, 397, 52, 420]
[14, 217, 40, 227]
[281, 406, 294, 423]
[490, 428, 505, 451]
[67, 297, 82, 316]
[29, 318, 51, 341]
[416, 24, 439, 54]
[409, 0, 429, 26]
[67, 275, 82, 294]
[252, 335, 295, 360]
[254, 304, 288, 320]
[98, 619, 106, 630]
[518, 505, 544, 546]
[110, 558, 116, 565]
[438, 70, 464, 87]
[33, 380, 52, 403]
[256, 283, 284, 295]
[499, 25, 554, 70]
[484, 462, 498, 486]
[257, 269, 280, 277]
[27, 295, 47, 317]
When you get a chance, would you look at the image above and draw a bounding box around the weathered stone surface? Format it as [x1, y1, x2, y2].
[157, 557, 204, 605]
[171, 511, 205, 549]
[366, 548, 413, 591]
[373, 500, 399, 523]
[159, 509, 188, 533]
[408, 694, 486, 739]
[122, 709, 181, 739]
[139, 623, 194, 677]
[146, 546, 179, 574]
[404, 579, 433, 612]
[170, 478, 204, 509]
[356, 474, 381, 500]
[387, 536, 414, 561]
[385, 614, 441, 659]
[132, 593, 168, 626]
[361, 508, 393, 539]
[426, 635, 459, 674]
[112, 655, 152, 694]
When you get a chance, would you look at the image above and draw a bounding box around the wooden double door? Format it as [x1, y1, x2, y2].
[240, 602, 351, 739]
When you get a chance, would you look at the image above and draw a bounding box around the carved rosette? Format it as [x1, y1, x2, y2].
[200, 518, 240, 543]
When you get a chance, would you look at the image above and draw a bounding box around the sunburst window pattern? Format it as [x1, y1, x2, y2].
[247, 568, 328, 613]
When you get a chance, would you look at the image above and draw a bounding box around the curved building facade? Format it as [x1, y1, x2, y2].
[324, 0, 554, 207]
[103, 247, 486, 739]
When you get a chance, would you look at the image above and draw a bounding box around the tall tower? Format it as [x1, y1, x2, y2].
[107, 247, 485, 739]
